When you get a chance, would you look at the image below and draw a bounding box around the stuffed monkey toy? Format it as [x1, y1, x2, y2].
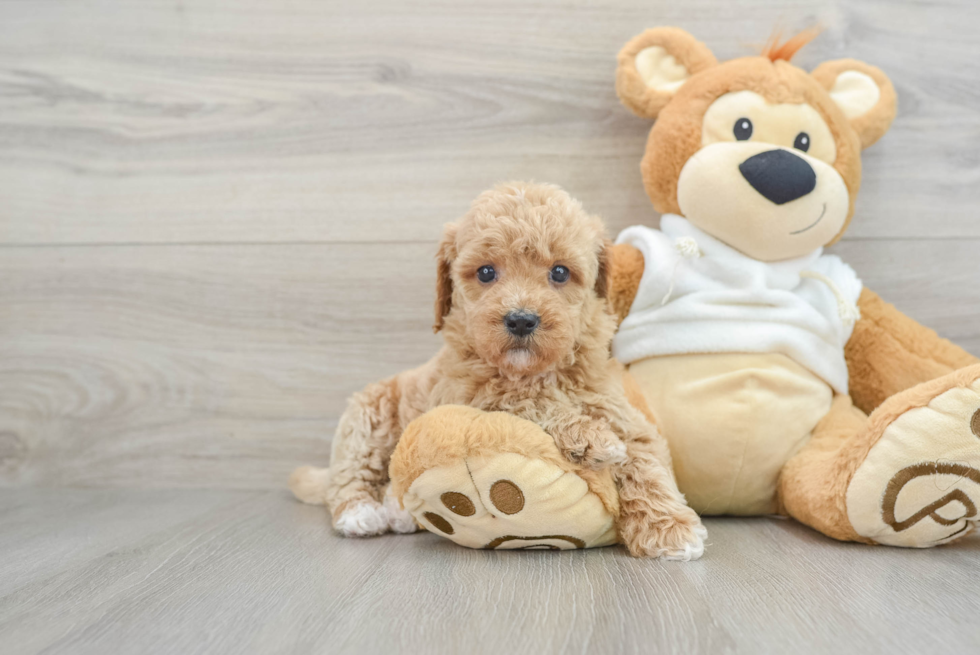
[384, 28, 980, 552]
[606, 27, 980, 547]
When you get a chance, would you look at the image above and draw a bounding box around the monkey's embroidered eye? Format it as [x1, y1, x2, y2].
[794, 132, 811, 152]
[550, 265, 570, 284]
[477, 265, 496, 283]
[733, 118, 753, 140]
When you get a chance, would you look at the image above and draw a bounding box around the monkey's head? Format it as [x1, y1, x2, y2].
[616, 28, 896, 261]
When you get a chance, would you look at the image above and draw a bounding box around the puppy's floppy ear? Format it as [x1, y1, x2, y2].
[811, 59, 897, 149]
[433, 223, 457, 333]
[616, 27, 717, 120]
[594, 240, 612, 299]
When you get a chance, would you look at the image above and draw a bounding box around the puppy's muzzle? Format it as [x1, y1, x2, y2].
[504, 310, 539, 338]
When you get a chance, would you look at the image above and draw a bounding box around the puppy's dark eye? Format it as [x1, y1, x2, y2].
[550, 265, 570, 284]
[793, 132, 810, 152]
[733, 117, 753, 141]
[476, 265, 496, 283]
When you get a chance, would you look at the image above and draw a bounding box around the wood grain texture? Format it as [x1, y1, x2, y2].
[0, 243, 441, 487]
[2, 2, 979, 652]
[0, 0, 979, 245]
[1, 1, 979, 490]
[1, 240, 977, 489]
[0, 489, 977, 655]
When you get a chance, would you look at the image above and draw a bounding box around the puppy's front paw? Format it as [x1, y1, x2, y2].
[333, 501, 390, 537]
[659, 522, 707, 561]
[621, 505, 707, 561]
[556, 422, 628, 470]
[593, 438, 629, 468]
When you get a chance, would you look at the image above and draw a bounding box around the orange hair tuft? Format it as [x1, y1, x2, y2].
[761, 26, 823, 62]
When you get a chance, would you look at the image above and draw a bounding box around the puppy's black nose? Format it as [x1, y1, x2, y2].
[739, 149, 816, 205]
[504, 311, 539, 337]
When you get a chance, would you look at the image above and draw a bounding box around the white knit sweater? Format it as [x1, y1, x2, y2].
[612, 214, 862, 394]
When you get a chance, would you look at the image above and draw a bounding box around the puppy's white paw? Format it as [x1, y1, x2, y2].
[557, 424, 629, 470]
[334, 502, 389, 537]
[621, 506, 707, 561]
[383, 491, 419, 534]
[662, 523, 708, 562]
[602, 440, 629, 467]
[577, 434, 628, 470]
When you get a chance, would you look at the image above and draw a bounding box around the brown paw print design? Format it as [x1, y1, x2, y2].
[401, 452, 618, 551]
[848, 380, 980, 547]
[879, 408, 980, 543]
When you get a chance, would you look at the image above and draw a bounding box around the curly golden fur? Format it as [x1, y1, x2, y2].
[290, 181, 705, 558]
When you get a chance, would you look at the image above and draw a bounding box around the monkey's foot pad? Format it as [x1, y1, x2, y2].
[389, 405, 619, 550]
[847, 365, 980, 547]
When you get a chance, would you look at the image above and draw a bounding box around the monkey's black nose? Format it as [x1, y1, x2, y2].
[739, 148, 816, 205]
[504, 311, 539, 337]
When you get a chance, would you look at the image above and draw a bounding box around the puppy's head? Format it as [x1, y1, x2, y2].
[434, 182, 612, 377]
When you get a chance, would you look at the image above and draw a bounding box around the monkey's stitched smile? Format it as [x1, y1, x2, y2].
[789, 203, 827, 235]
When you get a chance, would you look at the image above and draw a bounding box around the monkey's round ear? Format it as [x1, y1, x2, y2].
[433, 223, 457, 333]
[811, 59, 897, 149]
[616, 27, 717, 119]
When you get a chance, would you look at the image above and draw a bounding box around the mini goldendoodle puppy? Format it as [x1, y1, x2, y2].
[291, 182, 706, 559]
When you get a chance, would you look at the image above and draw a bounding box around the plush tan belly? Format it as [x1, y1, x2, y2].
[629, 353, 833, 515]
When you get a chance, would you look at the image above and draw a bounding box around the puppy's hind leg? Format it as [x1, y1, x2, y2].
[289, 463, 387, 536]
[615, 432, 707, 560]
[290, 378, 406, 537]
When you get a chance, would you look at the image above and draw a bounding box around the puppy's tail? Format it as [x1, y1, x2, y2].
[288, 465, 332, 505]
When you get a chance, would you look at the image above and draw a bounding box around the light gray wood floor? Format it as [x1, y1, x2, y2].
[1, 0, 979, 653]
[1, 489, 978, 655]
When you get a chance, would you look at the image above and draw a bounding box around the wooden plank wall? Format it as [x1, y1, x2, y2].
[1, 0, 978, 488]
